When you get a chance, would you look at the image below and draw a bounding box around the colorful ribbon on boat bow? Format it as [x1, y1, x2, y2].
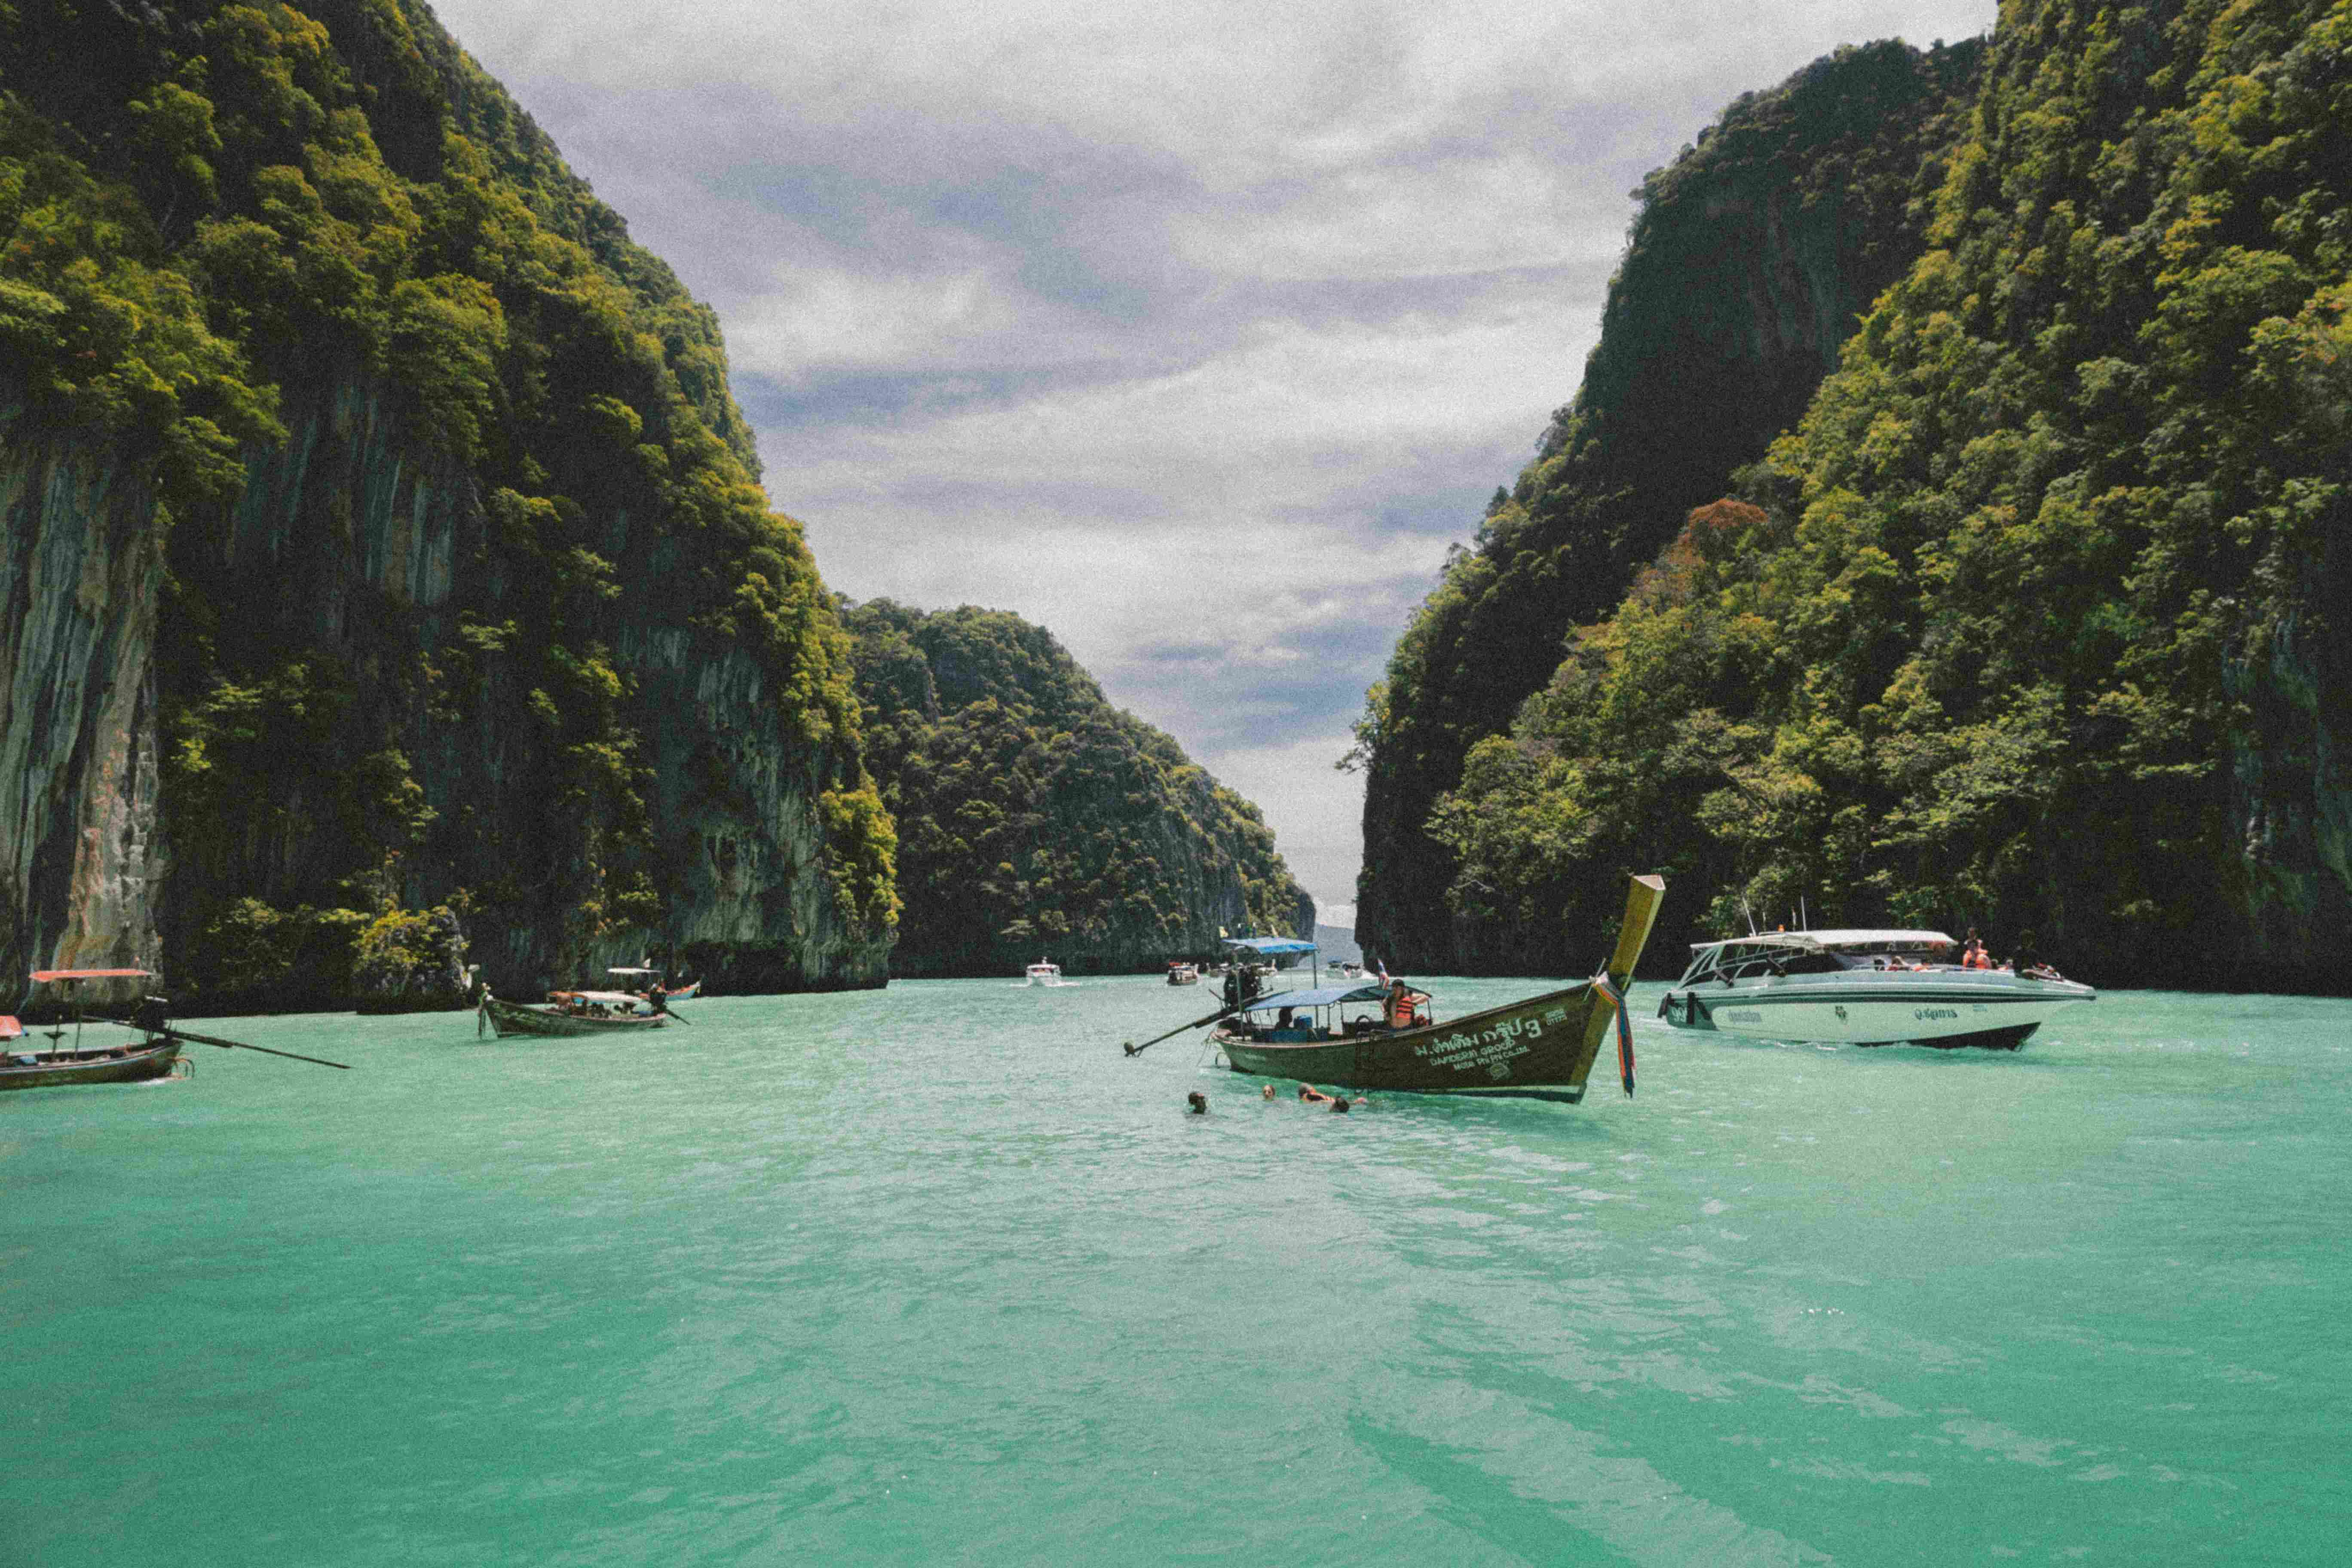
[1592, 972, 1635, 1096]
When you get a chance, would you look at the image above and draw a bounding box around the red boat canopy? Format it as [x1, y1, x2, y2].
[29, 969, 154, 982]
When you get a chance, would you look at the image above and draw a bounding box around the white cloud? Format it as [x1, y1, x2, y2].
[429, 0, 2003, 901]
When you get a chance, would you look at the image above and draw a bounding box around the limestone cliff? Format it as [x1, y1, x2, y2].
[1411, 2, 2352, 991]
[1355, 40, 1984, 972]
[0, 428, 167, 995]
[845, 600, 1313, 977]
[1, 0, 895, 1008]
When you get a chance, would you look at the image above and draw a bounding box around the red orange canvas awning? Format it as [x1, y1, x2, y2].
[29, 969, 154, 982]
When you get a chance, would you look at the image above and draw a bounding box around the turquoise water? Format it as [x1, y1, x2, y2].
[5, 979, 2346, 1565]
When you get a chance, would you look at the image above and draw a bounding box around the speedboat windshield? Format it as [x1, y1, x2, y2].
[1678, 929, 1958, 985]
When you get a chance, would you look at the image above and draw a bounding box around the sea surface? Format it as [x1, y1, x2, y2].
[5, 978, 2346, 1565]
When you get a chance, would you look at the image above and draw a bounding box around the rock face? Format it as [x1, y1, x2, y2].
[845, 600, 1314, 977]
[1369, 3, 2352, 991]
[0, 430, 167, 1002]
[1355, 40, 1983, 973]
[144, 369, 890, 1004]
[0, 0, 895, 1008]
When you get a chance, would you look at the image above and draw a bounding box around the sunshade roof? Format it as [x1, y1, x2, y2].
[555, 990, 649, 1005]
[1233, 983, 1388, 1013]
[1692, 930, 1954, 949]
[1221, 937, 1317, 955]
[30, 969, 154, 981]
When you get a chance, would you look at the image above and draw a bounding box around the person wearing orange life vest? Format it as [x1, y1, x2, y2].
[1386, 979, 1429, 1030]
[1961, 929, 1989, 969]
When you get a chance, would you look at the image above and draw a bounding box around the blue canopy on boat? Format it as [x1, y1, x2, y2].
[1222, 936, 1318, 956]
[1233, 983, 1387, 1013]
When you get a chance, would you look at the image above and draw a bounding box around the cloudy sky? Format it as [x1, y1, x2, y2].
[431, 0, 1997, 924]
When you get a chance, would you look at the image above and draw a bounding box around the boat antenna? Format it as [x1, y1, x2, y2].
[1741, 897, 1757, 936]
[1800, 896, 1808, 931]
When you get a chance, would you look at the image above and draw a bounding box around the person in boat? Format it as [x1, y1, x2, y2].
[645, 981, 668, 1015]
[1384, 980, 1427, 1030]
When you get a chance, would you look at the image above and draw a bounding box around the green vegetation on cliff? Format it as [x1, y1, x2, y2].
[1353, 38, 1985, 971]
[1425, 0, 2350, 987]
[845, 600, 1311, 977]
[2, 0, 895, 1001]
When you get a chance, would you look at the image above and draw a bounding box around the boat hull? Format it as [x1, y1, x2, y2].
[478, 995, 669, 1038]
[1216, 981, 1622, 1102]
[1, 1038, 182, 1090]
[1659, 972, 2094, 1049]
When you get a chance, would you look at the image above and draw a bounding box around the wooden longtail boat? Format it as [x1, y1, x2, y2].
[478, 992, 670, 1038]
[2, 1029, 182, 1090]
[5, 970, 185, 1091]
[5, 971, 352, 1088]
[1211, 874, 1665, 1103]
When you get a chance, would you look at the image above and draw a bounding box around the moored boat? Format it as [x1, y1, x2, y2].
[1657, 929, 2095, 1050]
[1165, 962, 1199, 986]
[4, 970, 182, 1090]
[1208, 874, 1665, 1103]
[1024, 958, 1063, 986]
[608, 965, 695, 1001]
[8, 970, 349, 1084]
[2, 1023, 182, 1090]
[478, 991, 670, 1038]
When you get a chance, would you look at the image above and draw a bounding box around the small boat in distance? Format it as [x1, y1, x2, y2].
[1657, 929, 2095, 1050]
[1166, 962, 1199, 986]
[1024, 958, 1064, 986]
[609, 965, 696, 1001]
[1207, 875, 1665, 1104]
[478, 989, 671, 1038]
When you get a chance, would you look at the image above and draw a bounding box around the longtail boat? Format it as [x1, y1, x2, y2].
[478, 990, 670, 1038]
[6, 970, 353, 1088]
[4, 970, 183, 1091]
[1207, 874, 1665, 1103]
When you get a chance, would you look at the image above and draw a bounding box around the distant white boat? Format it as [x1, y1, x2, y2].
[1024, 958, 1063, 986]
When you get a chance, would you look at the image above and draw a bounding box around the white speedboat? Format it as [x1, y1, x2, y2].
[1657, 929, 2094, 1050]
[1024, 958, 1063, 986]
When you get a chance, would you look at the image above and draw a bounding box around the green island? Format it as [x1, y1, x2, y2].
[845, 600, 1311, 977]
[1355, 4, 2348, 991]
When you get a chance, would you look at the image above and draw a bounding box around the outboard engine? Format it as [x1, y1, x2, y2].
[132, 995, 171, 1038]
